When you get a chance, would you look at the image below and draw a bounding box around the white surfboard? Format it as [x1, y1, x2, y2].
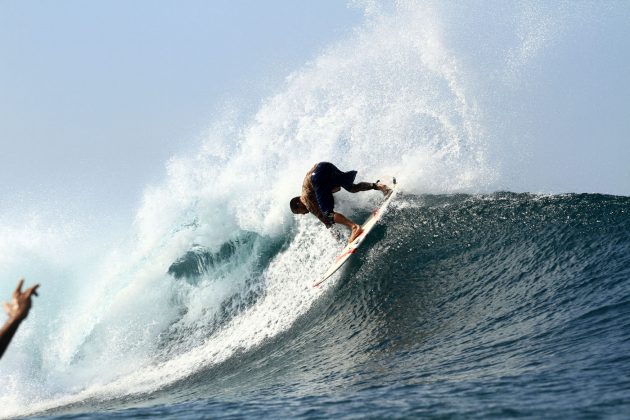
[312, 178, 398, 288]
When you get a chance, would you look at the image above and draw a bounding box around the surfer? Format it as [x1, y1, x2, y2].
[0, 278, 39, 359]
[290, 162, 391, 243]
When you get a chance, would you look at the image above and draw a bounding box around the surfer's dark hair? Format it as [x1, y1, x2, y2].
[290, 197, 303, 214]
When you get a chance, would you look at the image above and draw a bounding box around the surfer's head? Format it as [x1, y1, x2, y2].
[290, 197, 309, 214]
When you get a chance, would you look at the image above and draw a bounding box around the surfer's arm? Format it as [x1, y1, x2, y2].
[302, 192, 333, 227]
[311, 184, 337, 228]
[0, 317, 22, 359]
[0, 279, 39, 359]
[311, 205, 334, 227]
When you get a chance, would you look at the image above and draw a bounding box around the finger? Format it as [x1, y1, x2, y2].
[15, 278, 25, 294]
[26, 284, 40, 297]
[3, 302, 10, 315]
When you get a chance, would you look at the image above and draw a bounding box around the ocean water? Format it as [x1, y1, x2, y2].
[2, 1, 630, 419]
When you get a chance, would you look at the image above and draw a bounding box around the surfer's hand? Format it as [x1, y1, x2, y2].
[3, 279, 39, 322]
[324, 212, 335, 228]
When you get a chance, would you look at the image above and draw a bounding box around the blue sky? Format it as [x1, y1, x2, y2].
[1, 0, 629, 223]
[0, 1, 362, 216]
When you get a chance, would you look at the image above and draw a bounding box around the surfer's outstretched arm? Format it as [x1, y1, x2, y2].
[0, 279, 39, 359]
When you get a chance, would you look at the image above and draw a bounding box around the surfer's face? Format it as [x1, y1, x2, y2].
[292, 201, 309, 214]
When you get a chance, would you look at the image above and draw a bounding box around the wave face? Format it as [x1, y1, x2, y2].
[1, 1, 629, 418]
[5, 193, 630, 418]
[158, 193, 629, 419]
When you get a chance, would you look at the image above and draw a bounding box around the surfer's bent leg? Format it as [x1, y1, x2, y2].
[346, 181, 390, 196]
[345, 182, 376, 193]
[333, 166, 389, 196]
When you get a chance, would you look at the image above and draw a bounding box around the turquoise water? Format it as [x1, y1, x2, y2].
[23, 193, 630, 418]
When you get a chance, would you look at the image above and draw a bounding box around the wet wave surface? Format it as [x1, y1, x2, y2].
[31, 193, 630, 419]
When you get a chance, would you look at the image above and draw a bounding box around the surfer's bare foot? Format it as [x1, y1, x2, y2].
[375, 182, 391, 196]
[349, 225, 364, 243]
